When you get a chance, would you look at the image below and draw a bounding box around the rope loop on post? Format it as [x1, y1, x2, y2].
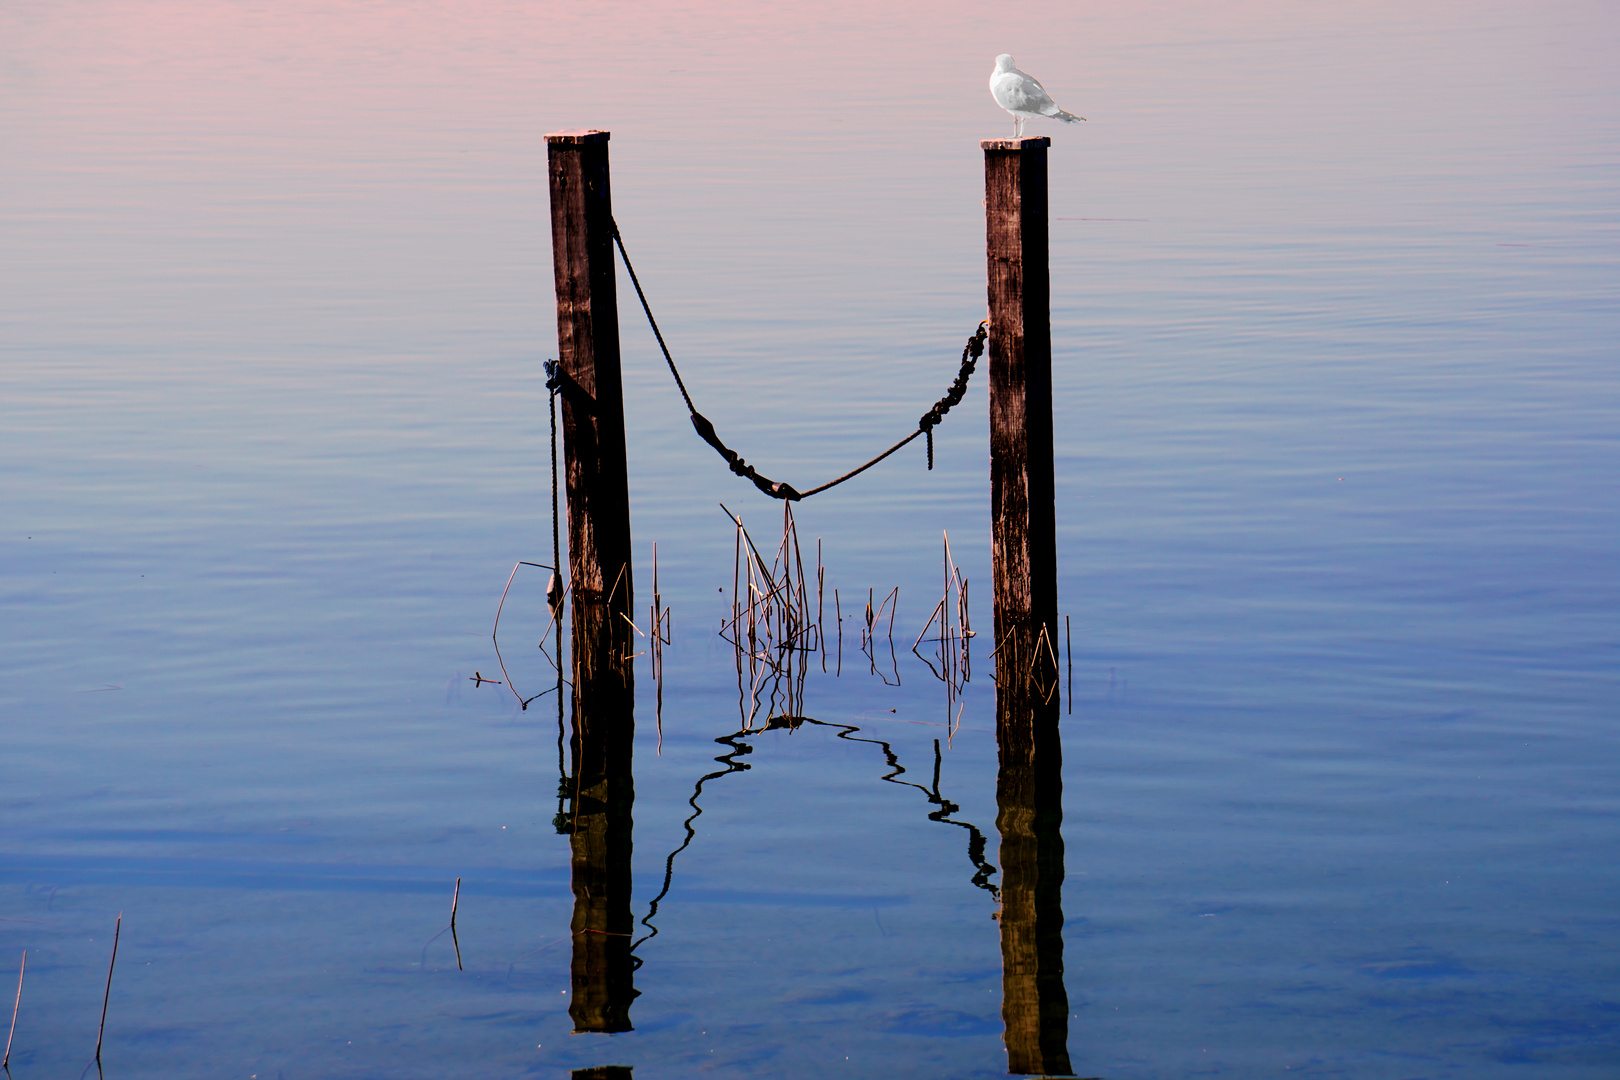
[610, 216, 987, 501]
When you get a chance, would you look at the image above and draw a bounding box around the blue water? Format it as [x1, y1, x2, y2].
[3, 0, 1618, 1076]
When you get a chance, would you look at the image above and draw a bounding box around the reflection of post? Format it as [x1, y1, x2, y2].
[996, 687, 1070, 1076]
[567, 664, 637, 1032]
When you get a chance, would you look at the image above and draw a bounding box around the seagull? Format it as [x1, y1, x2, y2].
[989, 54, 1085, 138]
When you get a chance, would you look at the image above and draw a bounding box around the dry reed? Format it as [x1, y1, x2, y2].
[911, 533, 974, 734]
[95, 914, 120, 1062]
[4, 950, 22, 1068]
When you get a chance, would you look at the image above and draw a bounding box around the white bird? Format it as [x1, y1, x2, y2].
[989, 54, 1085, 138]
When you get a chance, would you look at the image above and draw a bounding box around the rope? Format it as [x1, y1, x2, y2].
[543, 360, 565, 612]
[610, 219, 987, 501]
[543, 359, 567, 800]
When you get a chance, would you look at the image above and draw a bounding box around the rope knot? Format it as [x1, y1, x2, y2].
[969, 322, 989, 357]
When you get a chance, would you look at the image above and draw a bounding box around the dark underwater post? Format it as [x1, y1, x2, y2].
[547, 128, 637, 1035]
[996, 687, 1071, 1075]
[565, 666, 637, 1033]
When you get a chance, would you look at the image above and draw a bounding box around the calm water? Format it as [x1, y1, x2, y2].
[3, 1, 1618, 1076]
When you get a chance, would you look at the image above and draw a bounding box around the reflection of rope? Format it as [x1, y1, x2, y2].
[611, 219, 988, 501]
[823, 724, 999, 898]
[631, 716, 996, 953]
[631, 733, 754, 951]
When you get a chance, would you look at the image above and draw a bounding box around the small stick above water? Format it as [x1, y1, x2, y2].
[4, 949, 23, 1068]
[816, 539, 826, 673]
[451, 878, 463, 970]
[95, 913, 120, 1062]
[835, 588, 842, 677]
[1065, 614, 1072, 713]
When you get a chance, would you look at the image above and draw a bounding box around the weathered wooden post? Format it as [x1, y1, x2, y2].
[546, 129, 637, 1033]
[984, 135, 1069, 1075]
[546, 128, 636, 699]
[982, 135, 1058, 695]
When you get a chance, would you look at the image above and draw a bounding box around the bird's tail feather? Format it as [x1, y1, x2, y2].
[1052, 108, 1086, 123]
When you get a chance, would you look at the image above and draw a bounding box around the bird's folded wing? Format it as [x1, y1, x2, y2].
[996, 77, 1054, 113]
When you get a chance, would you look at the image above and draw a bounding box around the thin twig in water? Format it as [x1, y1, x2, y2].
[4, 950, 23, 1068]
[652, 541, 665, 755]
[606, 561, 629, 610]
[421, 880, 465, 972]
[505, 936, 565, 980]
[493, 562, 569, 709]
[494, 561, 552, 639]
[95, 914, 120, 1062]
[816, 539, 826, 673]
[1066, 613, 1072, 714]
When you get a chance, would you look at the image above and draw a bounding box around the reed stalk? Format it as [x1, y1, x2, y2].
[3, 950, 23, 1068]
[95, 914, 120, 1062]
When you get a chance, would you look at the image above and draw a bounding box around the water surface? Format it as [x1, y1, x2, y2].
[2, 1, 1618, 1076]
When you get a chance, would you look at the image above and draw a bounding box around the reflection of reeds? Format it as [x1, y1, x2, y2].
[716, 505, 905, 725]
[611, 543, 675, 749]
[718, 504, 822, 727]
[420, 879, 465, 972]
[491, 560, 567, 710]
[861, 586, 902, 686]
[912, 533, 974, 739]
[649, 544, 672, 752]
[988, 617, 1061, 703]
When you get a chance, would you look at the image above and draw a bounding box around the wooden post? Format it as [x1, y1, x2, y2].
[996, 688, 1071, 1076]
[985, 134, 1069, 1078]
[567, 682, 637, 1033]
[982, 136, 1058, 696]
[546, 129, 636, 704]
[547, 129, 637, 1033]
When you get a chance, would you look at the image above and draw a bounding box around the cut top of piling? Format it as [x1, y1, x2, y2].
[980, 136, 1052, 151]
[547, 129, 611, 145]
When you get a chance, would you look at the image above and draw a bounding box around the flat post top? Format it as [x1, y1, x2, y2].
[546, 129, 611, 145]
[981, 136, 1051, 151]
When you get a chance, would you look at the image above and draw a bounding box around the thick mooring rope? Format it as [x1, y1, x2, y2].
[610, 219, 987, 501]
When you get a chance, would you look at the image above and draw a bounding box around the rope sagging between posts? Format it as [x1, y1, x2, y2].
[610, 218, 988, 501]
